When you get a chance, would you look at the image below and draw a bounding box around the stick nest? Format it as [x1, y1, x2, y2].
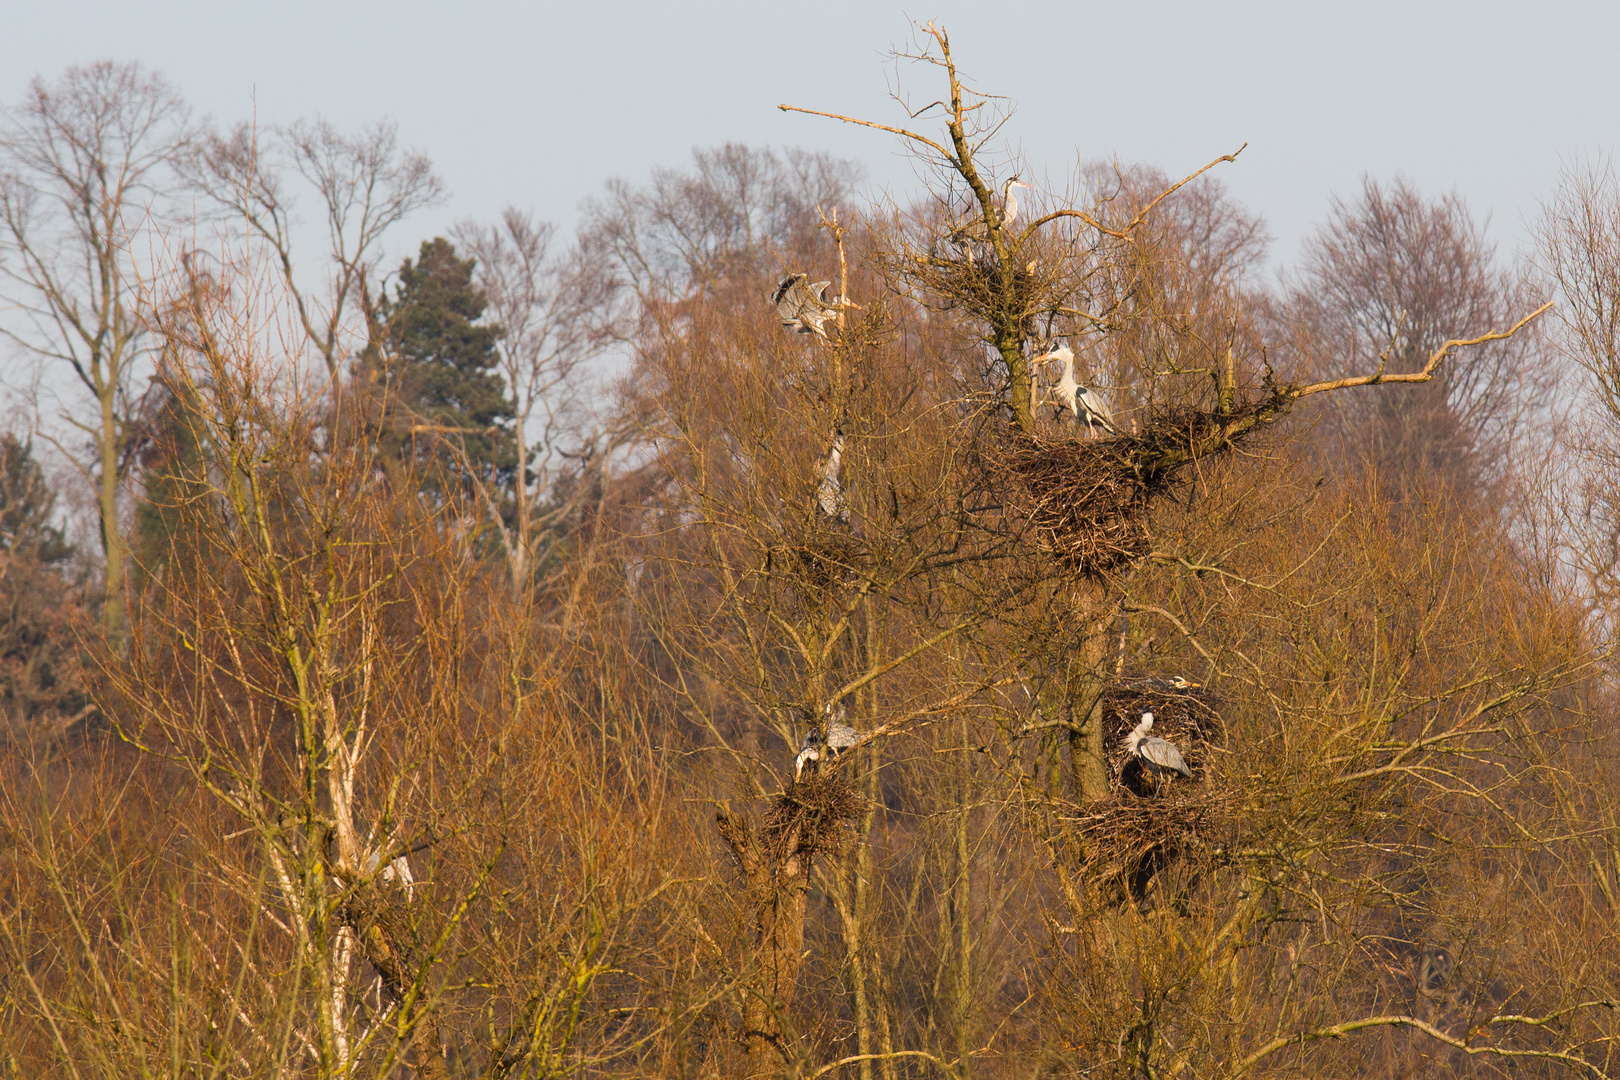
[899, 251, 1045, 324]
[767, 773, 867, 861]
[1066, 786, 1243, 903]
[989, 403, 1265, 577]
[777, 521, 863, 592]
[1081, 683, 1230, 901]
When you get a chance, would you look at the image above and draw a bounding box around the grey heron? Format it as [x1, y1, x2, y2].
[817, 430, 850, 524]
[1126, 712, 1192, 788]
[794, 703, 861, 779]
[1132, 675, 1202, 693]
[948, 176, 1032, 246]
[361, 843, 416, 902]
[1036, 345, 1118, 437]
[772, 273, 837, 338]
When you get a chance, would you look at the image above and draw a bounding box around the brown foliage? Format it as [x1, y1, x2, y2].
[0, 553, 89, 745]
[7, 32, 1615, 1080]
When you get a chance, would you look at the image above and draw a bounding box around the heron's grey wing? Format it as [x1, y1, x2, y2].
[1141, 736, 1191, 777]
[1078, 388, 1118, 432]
[773, 273, 805, 309]
[774, 274, 823, 334]
[800, 283, 836, 335]
[827, 722, 859, 751]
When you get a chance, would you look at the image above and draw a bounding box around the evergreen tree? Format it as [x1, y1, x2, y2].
[0, 434, 73, 566]
[129, 378, 212, 586]
[0, 434, 86, 742]
[364, 237, 515, 491]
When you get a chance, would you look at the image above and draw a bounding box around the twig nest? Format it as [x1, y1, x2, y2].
[1065, 788, 1240, 904]
[767, 773, 867, 861]
[996, 433, 1155, 576]
[990, 404, 1267, 578]
[777, 525, 862, 591]
[902, 251, 1045, 323]
[1051, 681, 1230, 903]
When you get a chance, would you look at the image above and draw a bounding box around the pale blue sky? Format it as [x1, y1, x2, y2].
[4, 1, 1618, 272]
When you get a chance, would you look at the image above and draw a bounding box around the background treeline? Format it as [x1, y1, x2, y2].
[4, 31, 1620, 1079]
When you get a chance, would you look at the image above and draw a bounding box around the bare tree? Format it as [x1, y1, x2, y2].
[0, 242, 691, 1079]
[1282, 176, 1551, 491]
[580, 143, 863, 304]
[0, 60, 192, 637]
[1538, 158, 1620, 615]
[451, 208, 614, 587]
[184, 116, 445, 377]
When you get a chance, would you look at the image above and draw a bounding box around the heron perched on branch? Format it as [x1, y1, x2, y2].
[772, 273, 838, 337]
[817, 429, 850, 524]
[949, 176, 1031, 246]
[1127, 712, 1192, 790]
[794, 703, 860, 779]
[1036, 345, 1119, 437]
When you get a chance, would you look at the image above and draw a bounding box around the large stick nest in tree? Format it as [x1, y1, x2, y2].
[767, 773, 867, 862]
[988, 403, 1265, 577]
[776, 523, 863, 592]
[1069, 683, 1231, 903]
[899, 251, 1045, 322]
[1065, 786, 1243, 904]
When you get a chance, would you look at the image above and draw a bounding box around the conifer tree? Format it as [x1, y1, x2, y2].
[0, 434, 71, 566]
[0, 433, 85, 741]
[362, 237, 515, 493]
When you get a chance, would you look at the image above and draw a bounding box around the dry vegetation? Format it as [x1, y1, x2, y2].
[4, 24, 1620, 1080]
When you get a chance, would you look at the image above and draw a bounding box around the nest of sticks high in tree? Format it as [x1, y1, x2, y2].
[767, 772, 867, 862]
[1066, 786, 1243, 905]
[778, 525, 863, 592]
[903, 249, 1046, 324]
[993, 400, 1266, 577]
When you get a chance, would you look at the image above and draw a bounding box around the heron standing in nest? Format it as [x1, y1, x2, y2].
[1127, 712, 1192, 791]
[948, 176, 1031, 246]
[1036, 345, 1119, 437]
